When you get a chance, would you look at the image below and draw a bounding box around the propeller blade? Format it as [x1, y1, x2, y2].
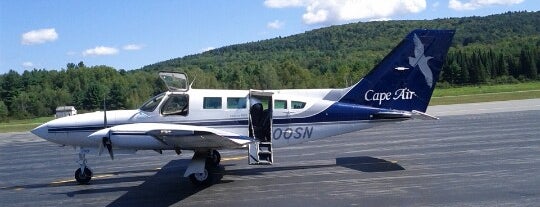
[103, 94, 107, 128]
[106, 142, 114, 160]
[98, 141, 104, 156]
[102, 135, 114, 160]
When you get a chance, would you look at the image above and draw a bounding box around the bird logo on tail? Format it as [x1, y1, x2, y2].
[408, 34, 434, 88]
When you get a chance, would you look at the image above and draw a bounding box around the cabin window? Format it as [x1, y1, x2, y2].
[227, 97, 247, 109]
[274, 100, 287, 109]
[291, 101, 306, 109]
[203, 97, 222, 109]
[140, 93, 165, 112]
[161, 94, 189, 116]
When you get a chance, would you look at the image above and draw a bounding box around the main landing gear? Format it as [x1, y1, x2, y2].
[187, 150, 222, 186]
[75, 148, 93, 184]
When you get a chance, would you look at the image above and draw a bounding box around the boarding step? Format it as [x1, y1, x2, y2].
[248, 142, 273, 165]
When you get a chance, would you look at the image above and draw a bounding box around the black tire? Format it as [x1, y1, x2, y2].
[74, 168, 92, 184]
[209, 150, 221, 166]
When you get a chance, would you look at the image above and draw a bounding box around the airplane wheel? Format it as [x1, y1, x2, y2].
[189, 163, 225, 186]
[189, 168, 212, 186]
[75, 168, 93, 184]
[209, 150, 221, 166]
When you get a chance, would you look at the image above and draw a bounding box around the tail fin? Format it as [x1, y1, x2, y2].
[339, 29, 455, 112]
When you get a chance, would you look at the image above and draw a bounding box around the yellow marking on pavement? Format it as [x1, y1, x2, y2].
[390, 160, 398, 164]
[94, 174, 114, 179]
[1, 186, 24, 191]
[49, 174, 114, 186]
[50, 179, 76, 185]
[222, 156, 246, 162]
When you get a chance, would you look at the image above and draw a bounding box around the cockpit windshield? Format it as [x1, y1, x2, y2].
[139, 93, 165, 112]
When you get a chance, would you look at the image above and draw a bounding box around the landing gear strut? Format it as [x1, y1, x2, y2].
[75, 148, 93, 184]
[187, 150, 223, 186]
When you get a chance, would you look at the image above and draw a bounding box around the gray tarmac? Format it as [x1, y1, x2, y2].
[1, 99, 540, 206]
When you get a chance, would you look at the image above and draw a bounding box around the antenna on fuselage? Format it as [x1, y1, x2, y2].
[189, 76, 196, 90]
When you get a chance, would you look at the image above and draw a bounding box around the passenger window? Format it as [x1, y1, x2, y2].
[227, 97, 247, 109]
[291, 101, 306, 109]
[161, 94, 189, 116]
[203, 97, 222, 109]
[274, 100, 287, 109]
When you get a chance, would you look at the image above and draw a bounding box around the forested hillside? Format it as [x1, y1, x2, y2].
[1, 11, 539, 120]
[144, 11, 540, 88]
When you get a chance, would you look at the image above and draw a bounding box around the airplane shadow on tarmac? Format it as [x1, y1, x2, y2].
[226, 156, 404, 176]
[51, 156, 403, 206]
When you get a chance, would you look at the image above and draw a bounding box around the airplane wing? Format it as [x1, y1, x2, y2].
[88, 123, 254, 150]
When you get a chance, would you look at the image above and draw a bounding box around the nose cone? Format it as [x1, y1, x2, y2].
[31, 123, 50, 141]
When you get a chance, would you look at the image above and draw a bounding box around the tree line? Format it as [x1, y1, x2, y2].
[1, 11, 539, 121]
[0, 63, 165, 120]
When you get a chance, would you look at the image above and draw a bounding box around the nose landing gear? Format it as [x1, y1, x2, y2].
[75, 148, 93, 184]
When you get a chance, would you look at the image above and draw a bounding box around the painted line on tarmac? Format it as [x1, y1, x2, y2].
[432, 89, 540, 98]
[49, 174, 115, 186]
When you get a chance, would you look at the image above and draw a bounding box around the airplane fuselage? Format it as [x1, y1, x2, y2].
[33, 87, 406, 151]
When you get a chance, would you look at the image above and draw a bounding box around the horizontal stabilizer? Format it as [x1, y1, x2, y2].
[411, 110, 439, 120]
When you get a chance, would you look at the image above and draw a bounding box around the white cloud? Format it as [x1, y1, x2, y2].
[449, 0, 524, 11]
[264, 0, 426, 25]
[267, 20, 285, 29]
[200, 47, 215, 53]
[264, 0, 306, 8]
[21, 28, 58, 45]
[370, 17, 392, 22]
[22, 62, 34, 68]
[82, 46, 119, 56]
[122, 44, 144, 51]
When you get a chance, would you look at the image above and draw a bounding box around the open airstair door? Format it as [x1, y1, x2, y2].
[248, 90, 273, 165]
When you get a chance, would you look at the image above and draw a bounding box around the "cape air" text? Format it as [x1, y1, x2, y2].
[364, 88, 416, 105]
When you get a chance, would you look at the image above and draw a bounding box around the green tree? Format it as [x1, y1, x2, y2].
[520, 48, 538, 80]
[1, 70, 22, 113]
[9, 92, 31, 119]
[0, 101, 8, 122]
[108, 82, 128, 110]
[258, 65, 280, 89]
[83, 83, 108, 110]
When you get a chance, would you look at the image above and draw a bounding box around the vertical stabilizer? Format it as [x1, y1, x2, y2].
[339, 29, 455, 112]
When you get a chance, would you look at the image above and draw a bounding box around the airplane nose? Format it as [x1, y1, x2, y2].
[31, 123, 49, 141]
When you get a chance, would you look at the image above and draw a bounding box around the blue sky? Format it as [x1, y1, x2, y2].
[1, 0, 538, 74]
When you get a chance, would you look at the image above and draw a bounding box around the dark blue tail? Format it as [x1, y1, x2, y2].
[339, 29, 455, 112]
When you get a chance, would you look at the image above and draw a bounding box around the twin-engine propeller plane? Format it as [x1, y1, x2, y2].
[32, 29, 455, 186]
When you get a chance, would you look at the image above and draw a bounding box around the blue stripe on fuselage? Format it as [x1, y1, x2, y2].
[279, 102, 380, 124]
[48, 102, 391, 133]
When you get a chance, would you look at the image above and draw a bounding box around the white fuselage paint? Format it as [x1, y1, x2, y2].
[33, 88, 398, 153]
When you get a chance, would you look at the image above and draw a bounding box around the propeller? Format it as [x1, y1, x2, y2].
[98, 94, 114, 160]
[102, 135, 114, 160]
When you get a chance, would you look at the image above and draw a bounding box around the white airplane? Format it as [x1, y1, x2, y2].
[32, 29, 455, 186]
